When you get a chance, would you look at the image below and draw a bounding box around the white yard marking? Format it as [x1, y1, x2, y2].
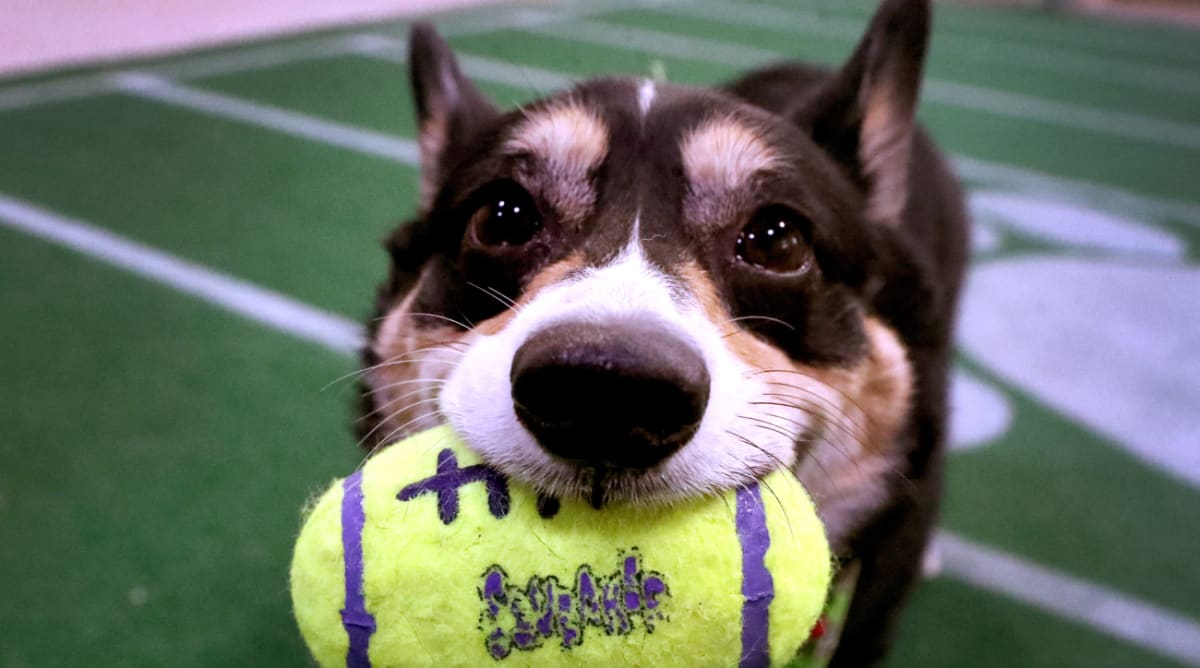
[0, 3, 627, 113]
[111, 72, 420, 164]
[960, 257, 1200, 489]
[0, 34, 366, 112]
[1, 187, 1197, 657]
[970, 191, 1185, 259]
[525, 20, 1200, 151]
[952, 155, 1200, 230]
[348, 33, 576, 93]
[0, 193, 361, 355]
[937, 532, 1200, 666]
[655, 1, 1200, 97]
[948, 369, 1013, 451]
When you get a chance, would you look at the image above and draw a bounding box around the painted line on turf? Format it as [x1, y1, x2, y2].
[1, 187, 1196, 659]
[346, 34, 576, 93]
[0, 2, 647, 113]
[0, 193, 361, 355]
[104, 40, 1200, 232]
[936, 532, 1200, 666]
[651, 0, 1200, 97]
[747, 0, 1200, 72]
[951, 155, 1200, 230]
[521, 19, 1200, 151]
[111, 72, 420, 164]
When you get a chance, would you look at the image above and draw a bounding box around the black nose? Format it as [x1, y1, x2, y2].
[510, 321, 710, 470]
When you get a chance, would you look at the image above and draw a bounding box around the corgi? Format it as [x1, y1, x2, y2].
[358, 0, 968, 663]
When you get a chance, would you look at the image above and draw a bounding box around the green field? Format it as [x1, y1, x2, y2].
[1, 1, 1198, 666]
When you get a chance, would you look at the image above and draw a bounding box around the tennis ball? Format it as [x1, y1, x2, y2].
[291, 426, 831, 668]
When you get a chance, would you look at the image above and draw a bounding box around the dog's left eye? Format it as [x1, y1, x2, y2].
[468, 181, 541, 247]
[735, 207, 812, 273]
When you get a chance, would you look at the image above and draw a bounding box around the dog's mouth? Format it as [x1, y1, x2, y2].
[509, 320, 711, 474]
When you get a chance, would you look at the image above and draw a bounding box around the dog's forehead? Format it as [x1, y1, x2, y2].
[501, 79, 789, 169]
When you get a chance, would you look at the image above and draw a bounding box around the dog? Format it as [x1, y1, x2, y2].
[356, 0, 968, 664]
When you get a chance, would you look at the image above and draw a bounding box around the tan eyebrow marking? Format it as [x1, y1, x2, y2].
[504, 102, 608, 224]
[680, 116, 781, 195]
[505, 103, 609, 176]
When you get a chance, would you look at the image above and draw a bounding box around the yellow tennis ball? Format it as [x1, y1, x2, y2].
[291, 426, 831, 668]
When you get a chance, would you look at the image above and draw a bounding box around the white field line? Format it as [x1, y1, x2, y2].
[344, 34, 577, 93]
[0, 193, 361, 355]
[653, 0, 1200, 97]
[936, 532, 1200, 666]
[110, 72, 420, 164]
[522, 20, 1200, 151]
[951, 155, 1200, 230]
[2, 186, 1198, 662]
[0, 7, 561, 112]
[0, 5, 608, 112]
[101, 37, 1200, 231]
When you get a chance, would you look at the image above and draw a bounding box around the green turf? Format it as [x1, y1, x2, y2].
[0, 226, 361, 667]
[946, 355, 1200, 620]
[888, 579, 1188, 668]
[191, 54, 538, 137]
[758, 0, 1200, 67]
[0, 0, 1197, 666]
[596, 7, 1200, 125]
[0, 93, 407, 317]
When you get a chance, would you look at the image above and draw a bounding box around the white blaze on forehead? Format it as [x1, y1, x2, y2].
[505, 102, 608, 176]
[637, 79, 657, 117]
[681, 116, 781, 194]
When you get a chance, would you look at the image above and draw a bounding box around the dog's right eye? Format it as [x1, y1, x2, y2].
[468, 182, 541, 247]
[735, 206, 813, 273]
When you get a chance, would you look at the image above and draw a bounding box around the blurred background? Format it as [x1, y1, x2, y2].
[1, 0, 1197, 666]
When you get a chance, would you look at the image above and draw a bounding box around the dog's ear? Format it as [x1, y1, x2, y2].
[408, 23, 497, 210]
[792, 0, 930, 225]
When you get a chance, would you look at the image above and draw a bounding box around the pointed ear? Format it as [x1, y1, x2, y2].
[408, 22, 497, 210]
[793, 0, 930, 225]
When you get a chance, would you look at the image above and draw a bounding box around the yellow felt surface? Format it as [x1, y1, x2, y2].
[292, 426, 830, 667]
[291, 480, 349, 666]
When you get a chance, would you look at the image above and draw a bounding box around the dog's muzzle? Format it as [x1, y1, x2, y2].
[510, 321, 710, 470]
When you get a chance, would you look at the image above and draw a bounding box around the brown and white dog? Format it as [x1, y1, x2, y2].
[357, 0, 968, 664]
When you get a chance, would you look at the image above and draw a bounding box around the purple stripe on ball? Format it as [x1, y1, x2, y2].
[340, 471, 376, 668]
[736, 484, 774, 668]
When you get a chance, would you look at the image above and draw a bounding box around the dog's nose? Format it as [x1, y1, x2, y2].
[510, 321, 710, 470]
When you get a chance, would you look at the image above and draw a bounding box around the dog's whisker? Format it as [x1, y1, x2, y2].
[322, 340, 466, 389]
[360, 386, 439, 421]
[738, 414, 802, 442]
[752, 397, 871, 468]
[356, 397, 445, 454]
[754, 370, 873, 418]
[466, 281, 521, 311]
[718, 314, 796, 332]
[396, 312, 475, 330]
[755, 391, 872, 448]
[359, 378, 448, 399]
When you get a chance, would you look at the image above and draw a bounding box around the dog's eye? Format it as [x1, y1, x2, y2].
[735, 207, 812, 273]
[469, 182, 541, 247]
